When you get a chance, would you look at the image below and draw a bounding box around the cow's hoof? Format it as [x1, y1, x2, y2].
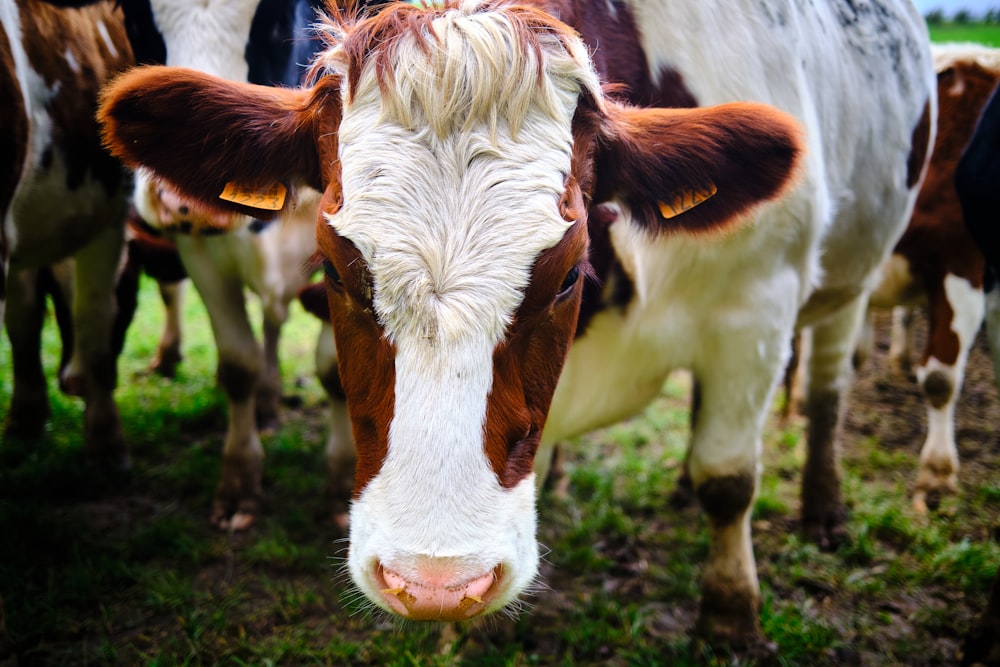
[692, 615, 775, 661]
[801, 508, 849, 551]
[149, 347, 182, 378]
[58, 373, 85, 397]
[211, 494, 260, 532]
[913, 466, 958, 514]
[211, 507, 258, 532]
[254, 409, 280, 435]
[3, 415, 46, 441]
[84, 436, 131, 471]
[4, 394, 50, 441]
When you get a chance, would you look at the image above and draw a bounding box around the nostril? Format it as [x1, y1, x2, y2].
[375, 562, 503, 621]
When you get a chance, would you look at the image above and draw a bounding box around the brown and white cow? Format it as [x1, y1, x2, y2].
[97, 0, 934, 648]
[955, 72, 1000, 667]
[861, 43, 1000, 513]
[1, 0, 132, 463]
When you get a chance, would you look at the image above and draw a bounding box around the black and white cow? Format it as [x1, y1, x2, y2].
[1, 0, 133, 462]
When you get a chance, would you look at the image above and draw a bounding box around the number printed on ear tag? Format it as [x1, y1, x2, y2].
[219, 182, 287, 210]
[657, 183, 717, 219]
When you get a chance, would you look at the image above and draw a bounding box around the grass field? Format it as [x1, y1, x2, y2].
[928, 22, 1000, 45]
[2, 15, 1000, 667]
[2, 277, 999, 666]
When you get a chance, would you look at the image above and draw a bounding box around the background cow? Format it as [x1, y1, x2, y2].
[1, 0, 133, 463]
[97, 0, 935, 653]
[792, 43, 1000, 514]
[954, 76, 1000, 667]
[58, 0, 357, 529]
[867, 43, 999, 513]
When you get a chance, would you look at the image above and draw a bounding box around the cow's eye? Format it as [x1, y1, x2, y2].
[323, 259, 342, 287]
[557, 265, 580, 297]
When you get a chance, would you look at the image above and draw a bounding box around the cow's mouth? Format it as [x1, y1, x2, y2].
[375, 561, 504, 621]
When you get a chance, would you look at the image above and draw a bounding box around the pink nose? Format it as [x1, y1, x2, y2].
[377, 562, 502, 621]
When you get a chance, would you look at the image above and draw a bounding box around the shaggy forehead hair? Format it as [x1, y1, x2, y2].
[314, 0, 602, 346]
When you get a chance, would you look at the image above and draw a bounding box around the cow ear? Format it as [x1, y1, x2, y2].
[593, 101, 803, 234]
[98, 66, 342, 219]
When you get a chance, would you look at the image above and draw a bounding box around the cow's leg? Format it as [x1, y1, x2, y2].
[912, 274, 983, 513]
[887, 305, 916, 377]
[45, 260, 78, 394]
[688, 327, 789, 649]
[3, 268, 49, 439]
[178, 239, 263, 530]
[256, 312, 283, 433]
[72, 223, 128, 467]
[150, 280, 184, 377]
[853, 310, 874, 372]
[669, 379, 700, 509]
[800, 296, 867, 549]
[316, 322, 355, 530]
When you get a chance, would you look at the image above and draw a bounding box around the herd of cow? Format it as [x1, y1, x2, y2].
[2, 0, 1000, 660]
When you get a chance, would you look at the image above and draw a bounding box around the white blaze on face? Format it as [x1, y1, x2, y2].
[321, 5, 603, 612]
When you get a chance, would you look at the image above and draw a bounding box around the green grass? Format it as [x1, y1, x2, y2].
[2, 271, 1000, 665]
[929, 22, 1000, 46]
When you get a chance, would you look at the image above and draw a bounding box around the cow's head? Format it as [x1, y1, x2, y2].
[100, 0, 802, 622]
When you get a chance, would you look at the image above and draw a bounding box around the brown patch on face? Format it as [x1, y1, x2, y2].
[907, 99, 933, 189]
[565, 94, 635, 337]
[0, 19, 27, 301]
[483, 217, 589, 488]
[19, 0, 133, 196]
[315, 197, 395, 497]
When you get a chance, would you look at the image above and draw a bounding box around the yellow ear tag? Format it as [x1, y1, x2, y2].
[658, 183, 717, 219]
[219, 182, 287, 211]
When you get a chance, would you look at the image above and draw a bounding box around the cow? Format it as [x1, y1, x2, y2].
[859, 43, 1000, 514]
[955, 75, 1000, 667]
[787, 42, 999, 511]
[97, 0, 935, 650]
[58, 0, 356, 529]
[1, 0, 133, 461]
